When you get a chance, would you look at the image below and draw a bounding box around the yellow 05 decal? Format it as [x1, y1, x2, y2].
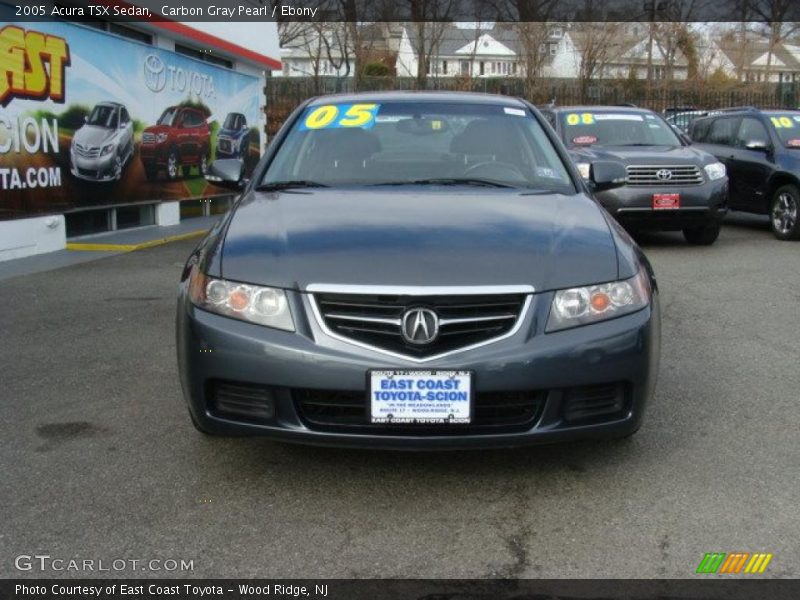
[300, 103, 380, 131]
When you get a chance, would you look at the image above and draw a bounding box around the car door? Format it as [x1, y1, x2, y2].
[729, 116, 774, 212]
[694, 116, 742, 204]
[176, 110, 194, 160]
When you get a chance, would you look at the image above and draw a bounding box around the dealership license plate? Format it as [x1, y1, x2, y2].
[369, 370, 472, 425]
[653, 193, 681, 210]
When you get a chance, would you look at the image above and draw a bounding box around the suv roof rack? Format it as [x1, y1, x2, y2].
[713, 106, 759, 113]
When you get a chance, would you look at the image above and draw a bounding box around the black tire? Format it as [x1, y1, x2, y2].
[144, 166, 157, 181]
[683, 220, 721, 245]
[769, 184, 800, 241]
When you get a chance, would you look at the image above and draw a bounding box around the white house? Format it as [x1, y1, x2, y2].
[395, 23, 581, 79]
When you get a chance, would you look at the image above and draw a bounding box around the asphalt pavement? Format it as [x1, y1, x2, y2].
[1, 212, 798, 579]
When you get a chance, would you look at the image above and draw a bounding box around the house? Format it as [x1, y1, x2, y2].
[712, 39, 800, 83]
[395, 23, 581, 79]
[277, 23, 353, 77]
[569, 25, 690, 81]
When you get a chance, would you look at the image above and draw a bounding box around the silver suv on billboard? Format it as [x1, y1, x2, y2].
[69, 101, 134, 182]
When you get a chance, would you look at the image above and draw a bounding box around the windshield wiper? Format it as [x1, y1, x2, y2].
[256, 180, 329, 191]
[371, 177, 516, 188]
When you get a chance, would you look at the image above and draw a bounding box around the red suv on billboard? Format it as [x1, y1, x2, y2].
[140, 106, 210, 181]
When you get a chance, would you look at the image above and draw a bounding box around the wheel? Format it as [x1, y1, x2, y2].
[770, 184, 800, 240]
[200, 152, 209, 176]
[113, 154, 123, 181]
[181, 165, 191, 177]
[683, 220, 721, 245]
[144, 166, 157, 181]
[166, 150, 179, 181]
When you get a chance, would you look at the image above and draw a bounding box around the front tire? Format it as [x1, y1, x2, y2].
[683, 220, 721, 245]
[770, 184, 800, 240]
[166, 149, 179, 181]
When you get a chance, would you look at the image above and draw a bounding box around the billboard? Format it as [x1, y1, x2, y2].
[0, 19, 263, 220]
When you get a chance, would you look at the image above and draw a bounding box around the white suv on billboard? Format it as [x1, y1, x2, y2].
[70, 101, 134, 182]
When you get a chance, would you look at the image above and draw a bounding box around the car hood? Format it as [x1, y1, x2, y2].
[569, 144, 712, 166]
[220, 188, 619, 292]
[73, 125, 115, 147]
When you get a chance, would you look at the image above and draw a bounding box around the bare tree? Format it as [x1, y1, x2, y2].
[406, 0, 457, 87]
[572, 21, 625, 102]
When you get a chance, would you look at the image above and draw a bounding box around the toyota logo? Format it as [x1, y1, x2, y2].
[401, 308, 439, 345]
[655, 169, 673, 181]
[144, 54, 166, 93]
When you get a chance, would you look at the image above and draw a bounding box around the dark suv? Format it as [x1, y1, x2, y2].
[541, 106, 728, 245]
[689, 107, 800, 240]
[140, 106, 210, 181]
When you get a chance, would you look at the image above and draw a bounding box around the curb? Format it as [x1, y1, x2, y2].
[66, 229, 208, 252]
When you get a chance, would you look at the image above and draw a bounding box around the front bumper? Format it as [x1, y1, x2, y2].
[596, 179, 728, 230]
[177, 286, 661, 449]
[70, 150, 116, 182]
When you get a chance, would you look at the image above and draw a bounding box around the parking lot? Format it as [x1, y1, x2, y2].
[2, 212, 799, 579]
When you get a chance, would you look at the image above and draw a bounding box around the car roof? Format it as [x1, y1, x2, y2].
[306, 91, 527, 108]
[549, 105, 654, 114]
[97, 101, 123, 108]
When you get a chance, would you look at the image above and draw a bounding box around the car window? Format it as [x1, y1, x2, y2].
[736, 117, 770, 147]
[765, 113, 800, 147]
[707, 117, 740, 146]
[86, 105, 117, 128]
[157, 108, 177, 127]
[542, 111, 557, 128]
[558, 110, 681, 147]
[262, 101, 575, 192]
[120, 108, 129, 125]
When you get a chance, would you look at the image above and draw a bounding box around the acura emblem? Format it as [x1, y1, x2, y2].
[401, 307, 439, 345]
[655, 169, 673, 181]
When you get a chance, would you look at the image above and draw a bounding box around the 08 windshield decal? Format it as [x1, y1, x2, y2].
[299, 103, 381, 131]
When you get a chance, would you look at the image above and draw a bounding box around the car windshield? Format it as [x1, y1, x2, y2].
[560, 110, 682, 147]
[261, 101, 574, 192]
[86, 105, 117, 128]
[766, 113, 800, 147]
[157, 108, 177, 127]
[223, 114, 241, 129]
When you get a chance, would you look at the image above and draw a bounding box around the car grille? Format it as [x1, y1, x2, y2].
[141, 132, 156, 144]
[77, 167, 99, 178]
[74, 143, 100, 158]
[626, 165, 704, 186]
[218, 138, 232, 152]
[293, 388, 544, 434]
[311, 291, 528, 359]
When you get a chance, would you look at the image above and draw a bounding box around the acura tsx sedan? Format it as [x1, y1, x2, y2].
[177, 92, 661, 449]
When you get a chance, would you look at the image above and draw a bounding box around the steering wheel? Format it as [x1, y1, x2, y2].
[463, 160, 525, 181]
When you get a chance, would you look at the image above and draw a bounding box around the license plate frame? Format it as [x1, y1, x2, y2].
[652, 193, 681, 210]
[367, 370, 473, 425]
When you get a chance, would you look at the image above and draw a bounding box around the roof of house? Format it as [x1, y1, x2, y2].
[716, 39, 800, 72]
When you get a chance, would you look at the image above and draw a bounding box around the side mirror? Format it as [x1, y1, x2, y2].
[745, 140, 769, 152]
[205, 159, 245, 190]
[589, 161, 627, 192]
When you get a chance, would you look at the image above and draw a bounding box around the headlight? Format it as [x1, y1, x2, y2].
[546, 268, 651, 332]
[576, 162, 591, 179]
[188, 267, 294, 331]
[704, 162, 726, 181]
[100, 144, 114, 156]
[156, 133, 168, 143]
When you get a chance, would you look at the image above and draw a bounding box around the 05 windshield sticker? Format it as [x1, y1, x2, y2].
[770, 116, 795, 129]
[299, 103, 380, 131]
